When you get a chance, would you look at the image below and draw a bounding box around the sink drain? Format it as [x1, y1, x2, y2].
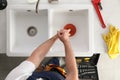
[27, 26, 37, 37]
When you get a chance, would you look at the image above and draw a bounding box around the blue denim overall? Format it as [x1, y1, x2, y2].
[27, 57, 65, 80]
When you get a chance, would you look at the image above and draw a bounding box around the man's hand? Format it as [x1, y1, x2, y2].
[57, 29, 71, 43]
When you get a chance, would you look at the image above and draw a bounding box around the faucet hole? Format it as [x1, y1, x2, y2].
[27, 10, 32, 12]
[69, 9, 74, 12]
[27, 26, 37, 37]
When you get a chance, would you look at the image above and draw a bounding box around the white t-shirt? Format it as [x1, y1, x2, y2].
[5, 61, 43, 80]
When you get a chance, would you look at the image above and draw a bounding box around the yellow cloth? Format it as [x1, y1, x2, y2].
[103, 25, 120, 59]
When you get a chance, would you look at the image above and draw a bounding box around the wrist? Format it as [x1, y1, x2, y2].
[52, 34, 58, 41]
[63, 40, 71, 45]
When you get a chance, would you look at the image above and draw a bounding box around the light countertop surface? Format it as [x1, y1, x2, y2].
[2, 0, 120, 54]
[93, 0, 120, 53]
[97, 53, 120, 80]
[0, 0, 119, 54]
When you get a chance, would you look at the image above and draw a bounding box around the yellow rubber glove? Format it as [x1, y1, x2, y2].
[103, 25, 120, 59]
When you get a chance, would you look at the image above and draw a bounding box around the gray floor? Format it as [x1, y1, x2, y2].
[0, 54, 26, 80]
[0, 54, 53, 80]
[1, 53, 120, 80]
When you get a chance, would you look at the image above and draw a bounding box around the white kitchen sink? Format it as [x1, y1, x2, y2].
[7, 6, 49, 56]
[49, 5, 94, 56]
[7, 4, 94, 57]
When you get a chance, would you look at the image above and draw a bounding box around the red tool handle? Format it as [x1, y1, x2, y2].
[92, 0, 106, 28]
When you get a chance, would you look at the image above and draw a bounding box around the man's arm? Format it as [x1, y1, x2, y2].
[64, 41, 78, 80]
[27, 35, 58, 68]
[57, 29, 79, 80]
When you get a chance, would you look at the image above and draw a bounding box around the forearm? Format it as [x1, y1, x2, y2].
[27, 35, 58, 68]
[64, 41, 78, 80]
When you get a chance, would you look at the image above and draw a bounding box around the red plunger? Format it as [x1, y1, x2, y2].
[64, 24, 76, 37]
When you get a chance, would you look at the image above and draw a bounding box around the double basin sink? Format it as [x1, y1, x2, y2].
[7, 4, 94, 57]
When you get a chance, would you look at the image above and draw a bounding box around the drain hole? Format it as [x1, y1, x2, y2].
[27, 26, 37, 37]
[69, 9, 74, 12]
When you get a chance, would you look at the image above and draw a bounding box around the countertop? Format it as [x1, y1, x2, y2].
[93, 0, 120, 53]
[0, 0, 119, 54]
[97, 53, 120, 80]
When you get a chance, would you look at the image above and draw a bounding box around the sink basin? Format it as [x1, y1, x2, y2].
[7, 4, 94, 57]
[49, 5, 94, 56]
[7, 6, 49, 56]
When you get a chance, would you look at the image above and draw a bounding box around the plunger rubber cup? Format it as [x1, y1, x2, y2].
[64, 24, 76, 37]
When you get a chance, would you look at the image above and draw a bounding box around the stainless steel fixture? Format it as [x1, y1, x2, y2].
[27, 26, 37, 37]
[36, 0, 40, 14]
